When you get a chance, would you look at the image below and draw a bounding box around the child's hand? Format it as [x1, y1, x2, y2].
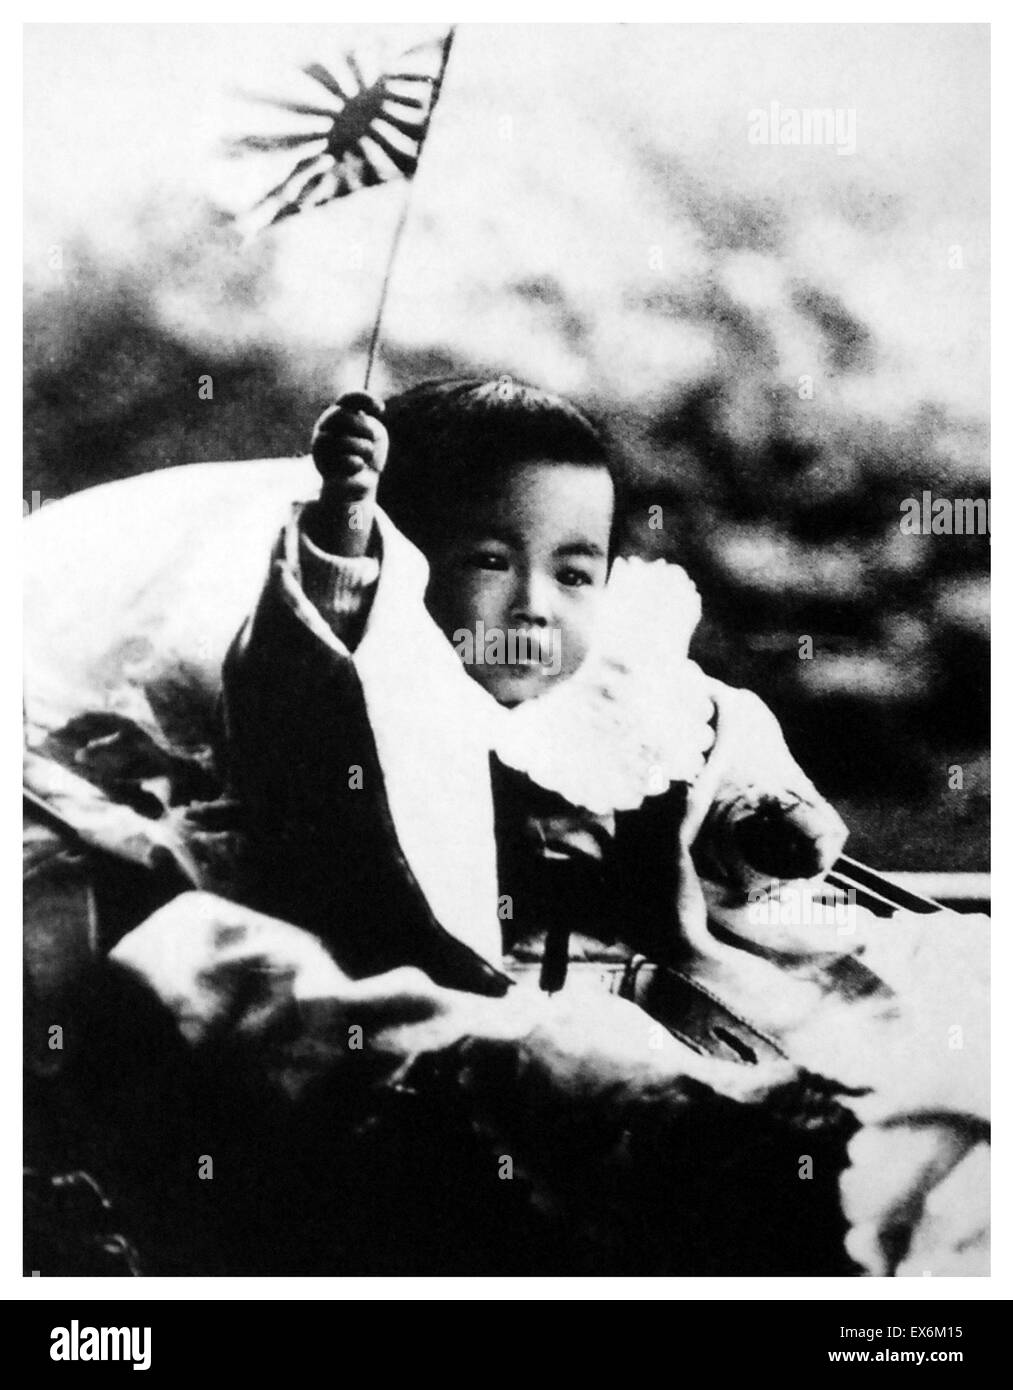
[306, 392, 388, 556]
[730, 794, 847, 885]
[688, 684, 847, 901]
[311, 392, 389, 497]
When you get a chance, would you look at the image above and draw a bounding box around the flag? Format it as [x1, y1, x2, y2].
[232, 32, 454, 226]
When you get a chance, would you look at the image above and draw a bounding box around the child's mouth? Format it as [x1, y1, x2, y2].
[451, 623, 564, 682]
[507, 630, 558, 668]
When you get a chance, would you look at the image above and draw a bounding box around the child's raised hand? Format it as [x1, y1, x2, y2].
[306, 392, 388, 556]
[310, 392, 389, 496]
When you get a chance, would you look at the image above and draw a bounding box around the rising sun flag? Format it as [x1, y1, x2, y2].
[231, 29, 457, 386]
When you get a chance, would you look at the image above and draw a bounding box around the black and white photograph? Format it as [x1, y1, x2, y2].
[21, 15, 992, 1301]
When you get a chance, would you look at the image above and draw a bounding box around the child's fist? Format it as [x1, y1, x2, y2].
[310, 392, 389, 495]
[696, 791, 847, 896]
[732, 795, 847, 885]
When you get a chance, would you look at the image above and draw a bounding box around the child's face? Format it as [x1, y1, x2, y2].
[424, 459, 614, 706]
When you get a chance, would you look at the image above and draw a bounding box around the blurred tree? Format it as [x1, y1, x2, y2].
[24, 201, 328, 500]
[23, 194, 988, 870]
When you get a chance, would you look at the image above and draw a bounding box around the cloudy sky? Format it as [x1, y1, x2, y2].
[24, 23, 988, 409]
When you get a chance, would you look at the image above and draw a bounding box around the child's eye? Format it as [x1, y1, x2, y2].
[557, 566, 594, 588]
[467, 551, 510, 572]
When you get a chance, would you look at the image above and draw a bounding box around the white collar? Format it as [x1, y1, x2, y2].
[282, 510, 715, 968]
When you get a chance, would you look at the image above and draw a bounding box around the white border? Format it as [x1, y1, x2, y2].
[9, 4, 1006, 1303]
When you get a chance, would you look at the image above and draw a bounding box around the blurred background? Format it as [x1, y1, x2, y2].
[24, 23, 989, 869]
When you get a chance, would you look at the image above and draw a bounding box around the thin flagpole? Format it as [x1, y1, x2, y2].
[363, 25, 457, 391]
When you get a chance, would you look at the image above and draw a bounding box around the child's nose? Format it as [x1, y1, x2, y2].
[510, 570, 553, 625]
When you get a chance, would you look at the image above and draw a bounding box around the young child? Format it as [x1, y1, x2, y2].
[221, 378, 849, 1057]
[22, 375, 987, 1275]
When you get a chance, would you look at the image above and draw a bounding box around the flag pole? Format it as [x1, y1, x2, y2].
[363, 25, 457, 392]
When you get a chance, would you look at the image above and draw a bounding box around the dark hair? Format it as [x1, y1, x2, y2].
[378, 376, 620, 551]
